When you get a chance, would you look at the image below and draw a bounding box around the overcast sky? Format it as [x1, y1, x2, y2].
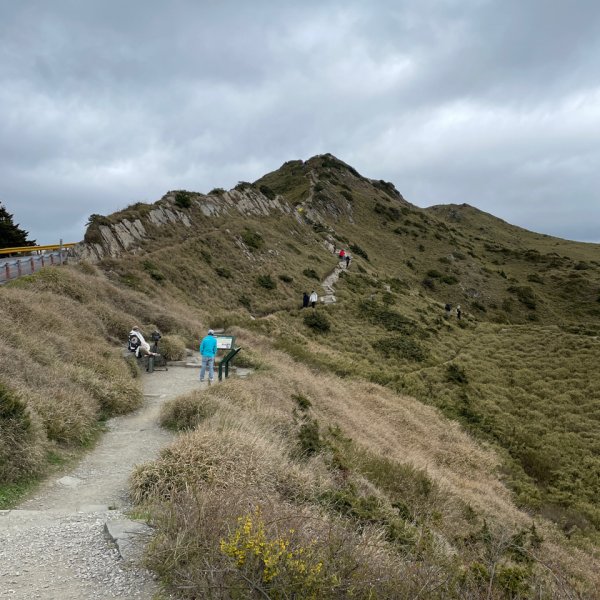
[1, 0, 599, 245]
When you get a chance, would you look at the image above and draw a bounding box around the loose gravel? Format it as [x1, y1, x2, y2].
[0, 365, 204, 600]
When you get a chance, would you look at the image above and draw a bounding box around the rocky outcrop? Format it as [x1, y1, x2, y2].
[74, 187, 292, 262]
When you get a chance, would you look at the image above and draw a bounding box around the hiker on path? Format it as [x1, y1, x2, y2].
[302, 291, 309, 309]
[345, 254, 351, 268]
[309, 290, 318, 308]
[199, 329, 218, 384]
[445, 303, 452, 318]
[456, 305, 462, 320]
[339, 249, 345, 260]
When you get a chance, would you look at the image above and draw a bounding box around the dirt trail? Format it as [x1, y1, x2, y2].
[0, 365, 205, 600]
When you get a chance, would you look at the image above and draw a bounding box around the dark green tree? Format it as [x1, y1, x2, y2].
[0, 202, 35, 249]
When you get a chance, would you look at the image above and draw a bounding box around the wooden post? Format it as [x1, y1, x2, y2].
[59, 239, 63, 265]
[17, 260, 22, 277]
[4, 263, 9, 281]
[30, 257, 35, 274]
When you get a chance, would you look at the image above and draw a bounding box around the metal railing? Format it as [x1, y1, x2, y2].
[0, 241, 76, 284]
[0, 242, 77, 256]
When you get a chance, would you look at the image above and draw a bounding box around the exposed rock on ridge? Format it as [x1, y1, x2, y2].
[74, 187, 291, 262]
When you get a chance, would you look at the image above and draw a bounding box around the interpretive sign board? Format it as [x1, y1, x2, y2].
[216, 335, 235, 350]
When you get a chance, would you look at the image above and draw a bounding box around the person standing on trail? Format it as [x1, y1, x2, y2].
[199, 329, 218, 384]
[345, 254, 351, 268]
[302, 291, 309, 308]
[456, 305, 462, 320]
[309, 290, 318, 308]
[339, 249, 345, 260]
[444, 303, 452, 318]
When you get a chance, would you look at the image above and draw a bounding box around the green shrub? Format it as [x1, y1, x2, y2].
[441, 275, 458, 285]
[159, 335, 187, 361]
[0, 382, 42, 483]
[373, 336, 427, 362]
[574, 261, 591, 270]
[303, 311, 331, 333]
[349, 243, 369, 261]
[241, 229, 264, 250]
[527, 273, 544, 284]
[209, 188, 225, 195]
[278, 274, 293, 283]
[174, 191, 193, 208]
[238, 295, 251, 310]
[340, 190, 353, 202]
[446, 364, 468, 384]
[259, 185, 276, 200]
[359, 301, 417, 334]
[507, 285, 537, 309]
[297, 418, 322, 456]
[257, 274, 276, 289]
[302, 268, 319, 280]
[142, 260, 165, 282]
[374, 203, 401, 221]
[426, 269, 442, 278]
[215, 267, 231, 279]
[160, 390, 218, 430]
[292, 393, 312, 412]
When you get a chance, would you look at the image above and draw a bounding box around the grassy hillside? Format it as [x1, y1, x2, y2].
[2, 153, 600, 597]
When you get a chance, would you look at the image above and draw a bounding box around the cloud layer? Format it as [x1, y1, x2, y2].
[1, 0, 599, 243]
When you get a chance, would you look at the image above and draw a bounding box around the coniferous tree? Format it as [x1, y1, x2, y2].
[0, 202, 36, 249]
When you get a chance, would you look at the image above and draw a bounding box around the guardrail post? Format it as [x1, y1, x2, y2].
[50, 254, 54, 265]
[30, 257, 35, 274]
[41, 255, 45, 267]
[17, 260, 22, 277]
[5, 263, 9, 281]
[59, 239, 63, 265]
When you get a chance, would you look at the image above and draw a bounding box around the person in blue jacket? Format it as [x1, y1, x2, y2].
[199, 329, 218, 384]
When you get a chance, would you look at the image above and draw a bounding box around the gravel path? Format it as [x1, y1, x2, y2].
[321, 260, 346, 304]
[0, 365, 204, 600]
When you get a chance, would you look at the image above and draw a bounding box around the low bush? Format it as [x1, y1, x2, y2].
[0, 382, 44, 483]
[160, 390, 218, 431]
[507, 285, 537, 309]
[278, 274, 293, 283]
[349, 243, 369, 261]
[174, 191, 193, 208]
[302, 268, 319, 280]
[159, 335, 186, 361]
[241, 229, 264, 250]
[257, 274, 276, 289]
[373, 336, 427, 362]
[446, 364, 468, 384]
[303, 311, 331, 333]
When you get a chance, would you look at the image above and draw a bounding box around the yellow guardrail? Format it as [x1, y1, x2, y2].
[0, 243, 77, 256]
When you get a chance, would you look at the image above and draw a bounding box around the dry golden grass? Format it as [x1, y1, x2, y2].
[132, 333, 600, 597]
[0, 264, 210, 495]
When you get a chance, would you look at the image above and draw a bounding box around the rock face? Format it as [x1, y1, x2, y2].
[73, 187, 291, 262]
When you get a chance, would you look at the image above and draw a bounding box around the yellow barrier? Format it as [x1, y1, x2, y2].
[0, 243, 77, 256]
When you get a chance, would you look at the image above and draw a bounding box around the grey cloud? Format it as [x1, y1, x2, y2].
[1, 0, 599, 244]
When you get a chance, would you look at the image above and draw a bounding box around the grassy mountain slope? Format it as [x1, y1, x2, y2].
[80, 154, 600, 536]
[2, 153, 599, 597]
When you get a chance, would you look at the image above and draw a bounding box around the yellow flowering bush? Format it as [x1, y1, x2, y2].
[220, 506, 334, 598]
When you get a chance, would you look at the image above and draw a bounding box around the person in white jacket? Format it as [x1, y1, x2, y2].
[129, 326, 156, 357]
[309, 290, 318, 308]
